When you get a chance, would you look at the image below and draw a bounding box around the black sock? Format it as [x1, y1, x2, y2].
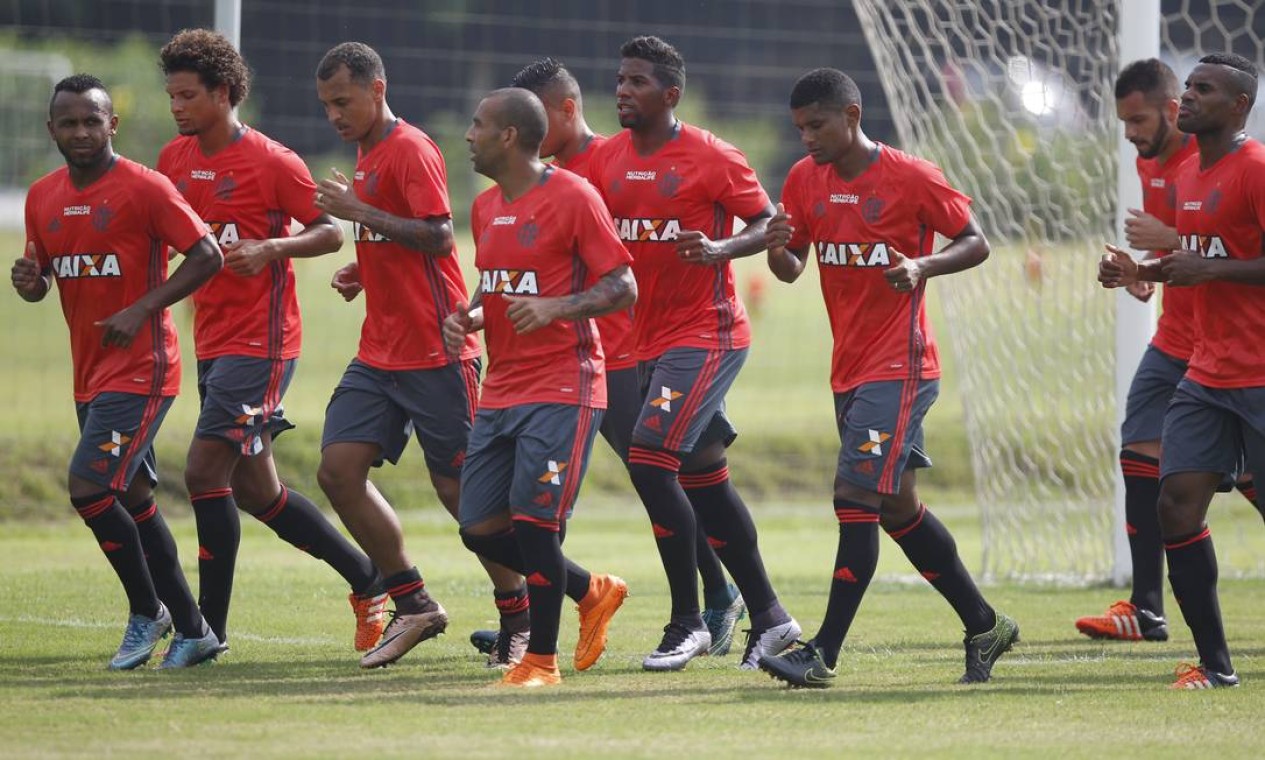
[126, 497, 203, 636]
[254, 486, 379, 594]
[628, 447, 700, 625]
[72, 493, 159, 618]
[191, 488, 240, 643]
[1121, 451, 1165, 615]
[513, 521, 568, 656]
[682, 459, 787, 629]
[887, 504, 994, 636]
[814, 500, 880, 669]
[1166, 528, 1232, 675]
[382, 567, 435, 615]
[695, 530, 730, 599]
[494, 586, 530, 634]
[1234, 479, 1265, 524]
[460, 528, 589, 601]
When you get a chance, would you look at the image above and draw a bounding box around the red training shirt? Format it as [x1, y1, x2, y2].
[1137, 135, 1199, 361]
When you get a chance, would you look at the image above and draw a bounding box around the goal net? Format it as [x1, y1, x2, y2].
[853, 0, 1265, 582]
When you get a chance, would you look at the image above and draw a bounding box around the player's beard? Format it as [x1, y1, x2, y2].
[57, 141, 111, 171]
[1135, 116, 1170, 160]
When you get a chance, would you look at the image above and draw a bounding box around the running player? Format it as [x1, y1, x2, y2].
[313, 42, 520, 669]
[445, 87, 636, 687]
[586, 36, 799, 671]
[1099, 53, 1264, 689]
[13, 74, 221, 669]
[156, 28, 386, 655]
[759, 68, 1018, 688]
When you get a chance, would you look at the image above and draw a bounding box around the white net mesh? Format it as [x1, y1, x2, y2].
[853, 0, 1265, 582]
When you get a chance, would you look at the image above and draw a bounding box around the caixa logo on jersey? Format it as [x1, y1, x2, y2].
[481, 269, 539, 295]
[1179, 234, 1229, 259]
[816, 241, 892, 267]
[615, 217, 682, 242]
[51, 253, 122, 279]
[208, 221, 241, 247]
[352, 222, 389, 243]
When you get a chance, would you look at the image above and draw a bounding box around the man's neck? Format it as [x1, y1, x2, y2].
[554, 122, 595, 166]
[630, 113, 678, 156]
[1197, 125, 1248, 170]
[68, 149, 117, 190]
[359, 105, 398, 153]
[831, 132, 879, 181]
[196, 115, 244, 156]
[496, 158, 548, 203]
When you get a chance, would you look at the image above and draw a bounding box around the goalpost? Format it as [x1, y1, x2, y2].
[852, 0, 1265, 582]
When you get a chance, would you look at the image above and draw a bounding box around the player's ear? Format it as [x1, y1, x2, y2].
[846, 103, 862, 129]
[108, 113, 119, 136]
[562, 98, 577, 120]
[372, 77, 386, 103]
[664, 85, 681, 109]
[1163, 97, 1179, 125]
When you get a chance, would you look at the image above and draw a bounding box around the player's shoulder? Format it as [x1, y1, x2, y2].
[880, 143, 942, 177]
[28, 165, 68, 198]
[786, 155, 820, 183]
[680, 123, 745, 158]
[392, 120, 443, 155]
[157, 134, 197, 166]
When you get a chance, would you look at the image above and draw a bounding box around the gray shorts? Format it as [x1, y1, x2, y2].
[72, 393, 174, 492]
[1121, 345, 1187, 447]
[632, 348, 744, 455]
[458, 403, 603, 529]
[321, 358, 480, 479]
[599, 366, 641, 463]
[1160, 377, 1265, 488]
[834, 379, 939, 496]
[195, 356, 297, 456]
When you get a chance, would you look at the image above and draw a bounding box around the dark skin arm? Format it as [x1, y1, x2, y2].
[442, 290, 485, 354]
[764, 203, 810, 283]
[503, 264, 637, 333]
[883, 216, 989, 291]
[1097, 244, 1265, 287]
[676, 203, 776, 264]
[223, 213, 344, 277]
[11, 242, 51, 302]
[96, 234, 223, 347]
[315, 168, 453, 256]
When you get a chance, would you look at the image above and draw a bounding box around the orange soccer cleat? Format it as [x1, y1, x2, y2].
[574, 574, 628, 670]
[1074, 600, 1168, 642]
[1170, 662, 1239, 690]
[349, 592, 389, 652]
[499, 652, 562, 688]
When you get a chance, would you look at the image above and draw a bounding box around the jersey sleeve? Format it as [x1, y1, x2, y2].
[913, 159, 973, 240]
[398, 140, 453, 220]
[145, 172, 211, 253]
[571, 182, 632, 278]
[709, 139, 772, 221]
[780, 162, 812, 251]
[23, 187, 50, 272]
[272, 148, 322, 227]
[1249, 166, 1265, 241]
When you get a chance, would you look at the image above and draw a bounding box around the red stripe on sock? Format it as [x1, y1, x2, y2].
[256, 487, 289, 523]
[495, 594, 530, 615]
[679, 467, 729, 489]
[1121, 461, 1160, 478]
[75, 495, 115, 521]
[627, 446, 681, 473]
[130, 503, 158, 524]
[886, 503, 927, 540]
[1165, 527, 1212, 551]
[512, 514, 562, 532]
[387, 580, 425, 599]
[191, 488, 234, 502]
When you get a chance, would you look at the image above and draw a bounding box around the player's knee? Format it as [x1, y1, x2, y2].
[1156, 485, 1200, 537]
[67, 472, 108, 501]
[833, 478, 880, 509]
[429, 472, 461, 517]
[627, 445, 682, 489]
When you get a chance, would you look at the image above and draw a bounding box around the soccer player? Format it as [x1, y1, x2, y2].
[156, 29, 387, 655]
[1099, 53, 1265, 689]
[586, 36, 800, 671]
[313, 42, 520, 669]
[445, 87, 637, 687]
[479, 57, 746, 658]
[13, 74, 222, 668]
[759, 68, 1018, 688]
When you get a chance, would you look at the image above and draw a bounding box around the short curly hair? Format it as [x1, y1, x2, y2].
[159, 28, 251, 107]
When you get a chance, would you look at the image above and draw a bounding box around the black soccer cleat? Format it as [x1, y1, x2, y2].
[469, 628, 498, 655]
[960, 611, 1019, 684]
[758, 640, 837, 688]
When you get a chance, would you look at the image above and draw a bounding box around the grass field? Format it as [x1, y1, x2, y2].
[2, 503, 1264, 759]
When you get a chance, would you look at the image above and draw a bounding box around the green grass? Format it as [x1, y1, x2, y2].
[1, 503, 1263, 759]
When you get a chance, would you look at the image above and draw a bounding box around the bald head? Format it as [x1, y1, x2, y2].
[483, 87, 548, 155]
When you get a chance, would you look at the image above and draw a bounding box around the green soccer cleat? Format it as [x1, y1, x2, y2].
[758, 640, 837, 688]
[960, 611, 1020, 684]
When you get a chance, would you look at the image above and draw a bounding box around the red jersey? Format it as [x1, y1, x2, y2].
[351, 120, 479, 369]
[471, 166, 632, 409]
[1175, 139, 1265, 389]
[781, 146, 973, 392]
[588, 123, 770, 360]
[556, 134, 634, 370]
[25, 157, 209, 401]
[158, 128, 316, 361]
[1138, 135, 1199, 361]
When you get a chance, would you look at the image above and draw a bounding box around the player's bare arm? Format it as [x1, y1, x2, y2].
[1124, 208, 1181, 252]
[96, 234, 222, 348]
[443, 292, 485, 353]
[503, 264, 637, 335]
[765, 203, 809, 283]
[1099, 243, 1166, 287]
[676, 204, 776, 264]
[11, 242, 50, 302]
[223, 213, 344, 277]
[1162, 251, 1265, 287]
[330, 260, 362, 302]
[885, 217, 989, 292]
[315, 168, 453, 256]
